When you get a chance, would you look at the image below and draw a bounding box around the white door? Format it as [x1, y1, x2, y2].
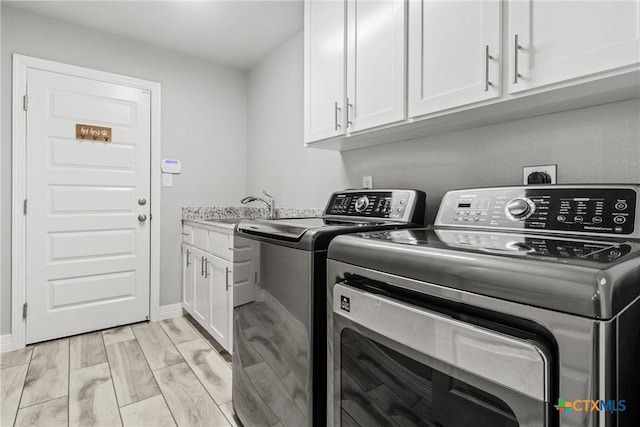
[346, 0, 406, 131]
[304, 0, 346, 143]
[25, 68, 151, 344]
[182, 244, 195, 315]
[193, 249, 209, 327]
[508, 0, 640, 93]
[208, 256, 231, 351]
[408, 0, 501, 117]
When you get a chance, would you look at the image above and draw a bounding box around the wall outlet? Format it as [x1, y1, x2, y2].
[362, 175, 373, 189]
[523, 165, 557, 184]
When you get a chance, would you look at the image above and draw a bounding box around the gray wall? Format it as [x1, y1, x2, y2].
[247, 33, 349, 209]
[1, 7, 248, 334]
[247, 32, 640, 224]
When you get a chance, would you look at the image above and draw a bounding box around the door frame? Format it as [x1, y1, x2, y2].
[11, 54, 162, 349]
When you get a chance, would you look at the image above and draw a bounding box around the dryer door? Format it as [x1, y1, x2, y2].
[330, 282, 552, 427]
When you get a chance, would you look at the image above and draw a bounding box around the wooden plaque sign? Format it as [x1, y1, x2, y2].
[76, 124, 112, 142]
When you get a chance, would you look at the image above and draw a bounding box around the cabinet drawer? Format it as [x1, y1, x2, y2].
[182, 225, 194, 244]
[209, 231, 232, 260]
[192, 227, 209, 251]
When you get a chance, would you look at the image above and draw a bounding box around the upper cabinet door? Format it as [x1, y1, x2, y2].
[304, 0, 346, 143]
[509, 0, 640, 94]
[408, 0, 501, 118]
[346, 0, 406, 132]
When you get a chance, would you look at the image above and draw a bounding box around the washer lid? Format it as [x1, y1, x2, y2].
[328, 228, 640, 319]
[237, 217, 389, 241]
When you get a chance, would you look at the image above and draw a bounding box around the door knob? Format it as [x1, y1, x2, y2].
[138, 198, 147, 206]
[138, 214, 147, 222]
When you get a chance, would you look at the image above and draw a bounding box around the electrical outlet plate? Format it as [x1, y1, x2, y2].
[363, 176, 373, 189]
[523, 165, 557, 184]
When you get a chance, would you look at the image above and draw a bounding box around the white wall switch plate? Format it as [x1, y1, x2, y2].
[162, 173, 173, 187]
[363, 175, 373, 189]
[523, 164, 557, 184]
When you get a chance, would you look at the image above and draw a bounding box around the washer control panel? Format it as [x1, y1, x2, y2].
[325, 190, 424, 222]
[435, 186, 639, 237]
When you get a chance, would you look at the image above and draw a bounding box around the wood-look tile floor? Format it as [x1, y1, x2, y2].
[0, 317, 239, 427]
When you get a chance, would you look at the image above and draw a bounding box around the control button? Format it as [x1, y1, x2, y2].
[473, 217, 480, 222]
[399, 200, 405, 205]
[615, 202, 628, 211]
[454, 217, 460, 221]
[609, 249, 622, 258]
[614, 216, 626, 224]
[475, 210, 481, 215]
[505, 198, 535, 221]
[463, 217, 469, 221]
[592, 216, 603, 224]
[615, 226, 623, 233]
[557, 215, 566, 222]
[355, 196, 370, 213]
[397, 207, 404, 213]
[455, 210, 460, 215]
[574, 216, 584, 223]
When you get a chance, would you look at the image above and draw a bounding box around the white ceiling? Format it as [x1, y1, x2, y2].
[3, 0, 304, 69]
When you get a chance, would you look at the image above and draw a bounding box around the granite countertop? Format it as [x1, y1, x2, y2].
[182, 206, 323, 230]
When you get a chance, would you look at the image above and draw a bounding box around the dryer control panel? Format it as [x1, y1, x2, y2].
[435, 185, 639, 238]
[324, 189, 426, 224]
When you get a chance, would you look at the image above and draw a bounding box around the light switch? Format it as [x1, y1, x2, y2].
[162, 173, 173, 187]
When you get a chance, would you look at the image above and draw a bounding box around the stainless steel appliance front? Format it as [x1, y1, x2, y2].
[327, 185, 640, 427]
[327, 264, 561, 427]
[233, 189, 427, 427]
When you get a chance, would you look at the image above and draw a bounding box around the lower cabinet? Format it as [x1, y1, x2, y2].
[181, 223, 257, 353]
[181, 244, 195, 315]
[207, 255, 232, 349]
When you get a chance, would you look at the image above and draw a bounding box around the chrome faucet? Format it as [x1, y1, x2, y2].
[241, 190, 276, 219]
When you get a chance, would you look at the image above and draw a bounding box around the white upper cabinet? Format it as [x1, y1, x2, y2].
[304, 0, 640, 150]
[304, 0, 346, 142]
[304, 0, 406, 143]
[508, 0, 640, 94]
[346, 0, 406, 132]
[408, 0, 501, 117]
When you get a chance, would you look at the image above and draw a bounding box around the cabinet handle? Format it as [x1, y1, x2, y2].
[204, 258, 210, 278]
[200, 257, 205, 276]
[346, 98, 353, 128]
[186, 250, 191, 267]
[513, 34, 521, 84]
[484, 45, 493, 92]
[225, 267, 231, 291]
[334, 102, 342, 131]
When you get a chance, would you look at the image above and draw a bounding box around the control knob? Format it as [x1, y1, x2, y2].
[505, 198, 535, 221]
[355, 196, 370, 213]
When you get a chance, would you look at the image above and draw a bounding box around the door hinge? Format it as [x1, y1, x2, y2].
[22, 302, 27, 319]
[23, 199, 27, 215]
[23, 95, 28, 111]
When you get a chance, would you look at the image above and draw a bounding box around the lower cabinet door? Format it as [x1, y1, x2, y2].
[208, 256, 232, 351]
[182, 244, 195, 315]
[192, 249, 209, 326]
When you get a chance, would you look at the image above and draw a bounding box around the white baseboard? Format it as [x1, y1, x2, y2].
[1, 334, 16, 353]
[157, 303, 183, 320]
